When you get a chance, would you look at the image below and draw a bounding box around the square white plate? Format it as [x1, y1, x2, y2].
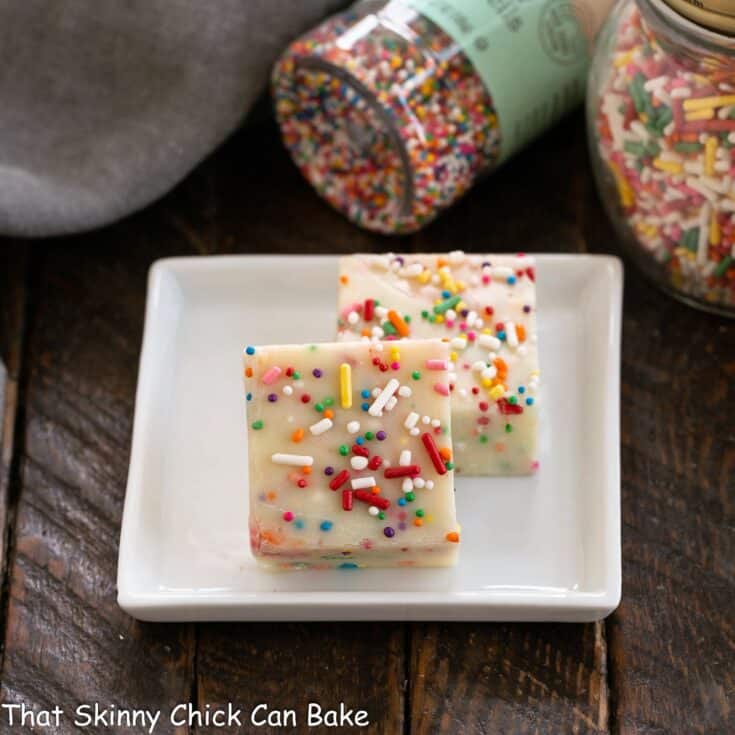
[118, 254, 622, 622]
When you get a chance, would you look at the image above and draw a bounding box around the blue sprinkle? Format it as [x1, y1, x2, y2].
[498, 331, 507, 341]
[526, 397, 535, 406]
[361, 389, 371, 399]
[246, 392, 252, 401]
[361, 402, 370, 411]
[518, 386, 525, 394]
[356, 436, 365, 445]
[245, 346, 255, 355]
[441, 289, 451, 298]
[507, 275, 517, 285]
[339, 562, 359, 569]
[294, 519, 305, 529]
[398, 498, 407, 506]
[320, 520, 333, 532]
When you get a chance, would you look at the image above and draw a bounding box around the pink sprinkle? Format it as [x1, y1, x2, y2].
[482, 275, 490, 285]
[391, 361, 400, 370]
[459, 322, 467, 331]
[426, 359, 448, 370]
[340, 303, 360, 320]
[445, 320, 454, 328]
[283, 511, 294, 522]
[467, 331, 476, 341]
[434, 383, 450, 396]
[262, 366, 282, 385]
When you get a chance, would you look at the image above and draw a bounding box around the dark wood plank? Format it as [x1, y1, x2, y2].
[0, 245, 29, 626]
[410, 621, 609, 734]
[401, 114, 610, 735]
[583, 187, 735, 734]
[197, 623, 405, 734]
[174, 123, 404, 735]
[1, 238, 196, 733]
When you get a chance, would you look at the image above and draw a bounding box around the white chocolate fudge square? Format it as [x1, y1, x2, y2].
[337, 252, 540, 476]
[244, 339, 459, 570]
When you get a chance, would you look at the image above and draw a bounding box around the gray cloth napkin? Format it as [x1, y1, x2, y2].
[0, 0, 344, 237]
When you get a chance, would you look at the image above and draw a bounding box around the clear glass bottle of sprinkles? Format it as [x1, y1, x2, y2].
[589, 0, 735, 316]
[272, 0, 613, 234]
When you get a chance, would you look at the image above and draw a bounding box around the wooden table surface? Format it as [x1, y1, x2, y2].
[0, 109, 733, 735]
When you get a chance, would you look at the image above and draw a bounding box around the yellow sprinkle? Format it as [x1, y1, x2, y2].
[435, 315, 444, 324]
[683, 94, 735, 112]
[637, 222, 658, 239]
[489, 385, 505, 400]
[710, 210, 721, 246]
[450, 351, 458, 362]
[614, 50, 634, 67]
[339, 363, 352, 409]
[482, 378, 493, 388]
[705, 136, 718, 177]
[417, 270, 431, 284]
[608, 161, 635, 208]
[653, 158, 683, 175]
[685, 108, 715, 122]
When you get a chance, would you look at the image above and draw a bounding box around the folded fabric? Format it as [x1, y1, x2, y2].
[0, 0, 345, 237]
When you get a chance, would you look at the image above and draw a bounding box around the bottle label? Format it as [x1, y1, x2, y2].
[407, 0, 611, 162]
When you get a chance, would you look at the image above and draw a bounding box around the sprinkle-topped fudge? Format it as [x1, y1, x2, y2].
[337, 252, 540, 476]
[244, 339, 459, 570]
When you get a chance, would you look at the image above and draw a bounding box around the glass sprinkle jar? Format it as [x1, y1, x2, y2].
[589, 0, 735, 315]
[274, 0, 611, 234]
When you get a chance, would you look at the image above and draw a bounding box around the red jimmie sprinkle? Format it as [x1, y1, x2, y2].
[354, 490, 390, 510]
[364, 298, 375, 321]
[352, 444, 370, 457]
[342, 489, 353, 511]
[421, 432, 447, 475]
[384, 465, 420, 479]
[329, 469, 350, 491]
[368, 455, 383, 470]
[497, 398, 523, 415]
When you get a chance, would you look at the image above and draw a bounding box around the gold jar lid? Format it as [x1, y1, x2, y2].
[662, 0, 735, 33]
